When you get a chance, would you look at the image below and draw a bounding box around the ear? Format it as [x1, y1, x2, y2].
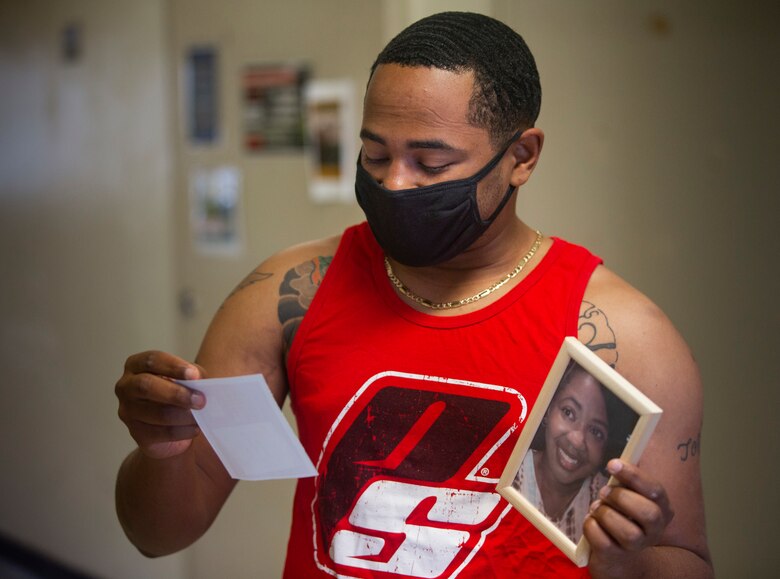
[508, 128, 544, 188]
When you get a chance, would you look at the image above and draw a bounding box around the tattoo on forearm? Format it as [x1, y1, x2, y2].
[221, 269, 273, 308]
[278, 256, 332, 353]
[578, 301, 619, 367]
[677, 432, 701, 461]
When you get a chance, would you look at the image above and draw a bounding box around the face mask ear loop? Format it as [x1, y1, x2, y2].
[473, 129, 524, 224]
[468, 129, 524, 184]
[480, 183, 517, 225]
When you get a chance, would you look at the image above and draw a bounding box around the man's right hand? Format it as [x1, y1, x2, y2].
[115, 351, 207, 460]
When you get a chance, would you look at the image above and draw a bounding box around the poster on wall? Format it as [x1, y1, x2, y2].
[189, 166, 243, 256]
[186, 47, 218, 144]
[304, 79, 356, 203]
[242, 63, 307, 152]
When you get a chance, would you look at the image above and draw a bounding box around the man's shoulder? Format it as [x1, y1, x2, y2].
[581, 265, 699, 401]
[214, 232, 344, 329]
[199, 231, 347, 377]
[583, 265, 673, 335]
[264, 232, 344, 274]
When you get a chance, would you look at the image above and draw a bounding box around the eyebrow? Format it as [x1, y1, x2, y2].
[359, 128, 459, 151]
[559, 396, 583, 411]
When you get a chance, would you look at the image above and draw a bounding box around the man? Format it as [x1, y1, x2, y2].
[115, 12, 712, 578]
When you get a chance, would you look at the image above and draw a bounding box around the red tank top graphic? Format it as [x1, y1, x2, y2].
[284, 222, 602, 578]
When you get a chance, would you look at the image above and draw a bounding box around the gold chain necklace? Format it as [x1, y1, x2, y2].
[384, 230, 543, 310]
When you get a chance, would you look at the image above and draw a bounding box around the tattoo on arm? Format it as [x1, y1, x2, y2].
[578, 301, 619, 367]
[677, 432, 701, 462]
[221, 269, 273, 308]
[278, 256, 332, 354]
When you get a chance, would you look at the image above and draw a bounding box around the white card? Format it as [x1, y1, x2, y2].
[177, 374, 316, 480]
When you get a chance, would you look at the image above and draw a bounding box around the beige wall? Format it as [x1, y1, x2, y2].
[0, 1, 183, 578]
[497, 2, 779, 577]
[0, 0, 777, 578]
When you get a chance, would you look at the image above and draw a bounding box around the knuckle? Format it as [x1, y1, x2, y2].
[592, 503, 607, 519]
[136, 374, 153, 398]
[648, 482, 665, 502]
[126, 351, 150, 372]
[642, 505, 663, 528]
[144, 351, 157, 371]
[114, 377, 125, 398]
[605, 486, 623, 504]
[624, 526, 644, 550]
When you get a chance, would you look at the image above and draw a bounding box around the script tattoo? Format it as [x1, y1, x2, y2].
[677, 432, 701, 462]
[278, 256, 332, 354]
[578, 301, 619, 367]
[220, 269, 273, 309]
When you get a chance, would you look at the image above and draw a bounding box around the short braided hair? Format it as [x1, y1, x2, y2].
[370, 12, 541, 147]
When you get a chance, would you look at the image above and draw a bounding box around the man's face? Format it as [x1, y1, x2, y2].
[360, 64, 507, 218]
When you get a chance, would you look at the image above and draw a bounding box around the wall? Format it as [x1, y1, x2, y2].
[0, 1, 777, 578]
[0, 1, 184, 578]
[498, 1, 779, 577]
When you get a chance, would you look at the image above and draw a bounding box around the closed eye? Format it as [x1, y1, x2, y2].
[362, 154, 387, 165]
[419, 162, 453, 175]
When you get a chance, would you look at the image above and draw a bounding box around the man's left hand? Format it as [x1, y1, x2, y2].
[584, 459, 675, 576]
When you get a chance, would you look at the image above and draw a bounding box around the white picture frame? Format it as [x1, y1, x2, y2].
[496, 337, 662, 567]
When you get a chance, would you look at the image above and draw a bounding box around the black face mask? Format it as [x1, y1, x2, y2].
[355, 131, 521, 267]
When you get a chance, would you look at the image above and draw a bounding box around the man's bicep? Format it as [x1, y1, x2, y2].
[195, 259, 291, 405]
[277, 255, 333, 356]
[580, 274, 710, 562]
[195, 248, 336, 405]
[577, 299, 619, 367]
[623, 324, 710, 560]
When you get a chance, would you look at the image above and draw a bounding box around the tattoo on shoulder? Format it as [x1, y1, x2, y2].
[677, 431, 701, 462]
[221, 269, 273, 308]
[278, 256, 333, 353]
[578, 301, 619, 367]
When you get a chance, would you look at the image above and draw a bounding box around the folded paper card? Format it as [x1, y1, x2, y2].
[176, 374, 316, 480]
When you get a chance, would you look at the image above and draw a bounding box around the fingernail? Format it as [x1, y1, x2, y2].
[183, 366, 198, 380]
[589, 499, 601, 513]
[599, 485, 612, 499]
[607, 459, 623, 474]
[191, 392, 205, 409]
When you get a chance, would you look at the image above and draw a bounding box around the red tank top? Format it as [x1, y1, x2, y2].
[284, 222, 601, 578]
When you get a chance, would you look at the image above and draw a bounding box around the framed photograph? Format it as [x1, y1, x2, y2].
[496, 337, 662, 567]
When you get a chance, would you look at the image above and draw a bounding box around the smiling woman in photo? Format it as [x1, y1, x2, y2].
[513, 361, 638, 543]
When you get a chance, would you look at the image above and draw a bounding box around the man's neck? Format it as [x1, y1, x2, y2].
[385, 217, 547, 315]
